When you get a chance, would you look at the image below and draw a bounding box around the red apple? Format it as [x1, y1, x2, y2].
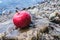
[13, 10, 31, 28]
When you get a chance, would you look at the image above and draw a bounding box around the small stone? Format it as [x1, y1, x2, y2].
[0, 33, 5, 39]
[49, 11, 58, 20]
[40, 26, 49, 33]
[31, 36, 37, 40]
[49, 11, 60, 24]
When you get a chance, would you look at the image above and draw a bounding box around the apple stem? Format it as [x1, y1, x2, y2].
[16, 10, 18, 12]
[16, 10, 20, 14]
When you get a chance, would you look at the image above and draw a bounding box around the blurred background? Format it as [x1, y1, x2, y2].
[0, 0, 46, 14]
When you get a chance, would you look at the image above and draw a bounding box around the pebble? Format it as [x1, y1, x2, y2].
[49, 11, 60, 24]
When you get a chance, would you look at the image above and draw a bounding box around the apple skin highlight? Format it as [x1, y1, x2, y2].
[13, 11, 31, 28]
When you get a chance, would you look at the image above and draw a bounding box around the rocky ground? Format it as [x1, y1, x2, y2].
[0, 0, 60, 40]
